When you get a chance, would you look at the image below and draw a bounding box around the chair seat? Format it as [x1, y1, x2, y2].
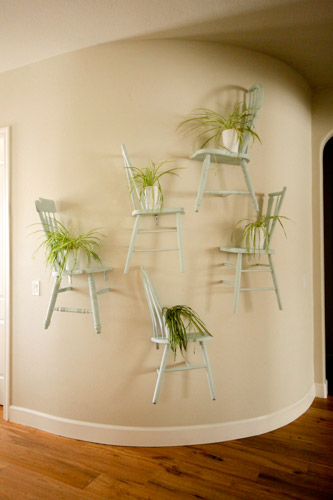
[52, 266, 112, 276]
[151, 332, 213, 344]
[219, 246, 275, 255]
[190, 148, 250, 165]
[132, 207, 185, 216]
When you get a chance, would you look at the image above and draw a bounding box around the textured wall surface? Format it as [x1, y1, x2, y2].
[0, 40, 313, 429]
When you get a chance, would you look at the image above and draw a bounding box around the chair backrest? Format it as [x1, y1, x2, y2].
[264, 186, 287, 248]
[35, 197, 61, 271]
[140, 267, 168, 341]
[121, 144, 144, 211]
[239, 83, 264, 155]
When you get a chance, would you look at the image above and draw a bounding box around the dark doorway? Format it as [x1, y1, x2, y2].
[323, 136, 333, 395]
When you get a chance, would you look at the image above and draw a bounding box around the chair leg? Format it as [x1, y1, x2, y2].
[240, 160, 259, 212]
[88, 273, 102, 334]
[176, 212, 184, 273]
[200, 341, 216, 400]
[269, 254, 283, 310]
[124, 215, 141, 274]
[234, 253, 243, 314]
[153, 344, 169, 404]
[44, 277, 60, 329]
[195, 154, 210, 212]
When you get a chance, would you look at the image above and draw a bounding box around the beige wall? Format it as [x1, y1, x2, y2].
[312, 88, 333, 385]
[0, 40, 313, 428]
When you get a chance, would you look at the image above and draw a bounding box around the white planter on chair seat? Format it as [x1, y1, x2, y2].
[251, 227, 266, 252]
[222, 129, 239, 153]
[65, 250, 82, 272]
[143, 186, 162, 210]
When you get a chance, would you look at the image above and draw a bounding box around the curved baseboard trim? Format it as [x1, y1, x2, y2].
[9, 385, 315, 447]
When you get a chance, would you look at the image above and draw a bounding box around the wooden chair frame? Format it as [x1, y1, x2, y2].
[122, 145, 185, 274]
[35, 198, 112, 334]
[141, 267, 215, 404]
[219, 187, 287, 313]
[190, 84, 264, 213]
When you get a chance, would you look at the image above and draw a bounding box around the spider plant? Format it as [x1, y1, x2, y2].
[34, 218, 103, 281]
[178, 102, 261, 150]
[128, 159, 180, 209]
[162, 305, 212, 357]
[236, 215, 289, 255]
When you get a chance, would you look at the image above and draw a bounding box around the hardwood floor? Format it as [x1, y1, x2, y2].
[0, 398, 332, 499]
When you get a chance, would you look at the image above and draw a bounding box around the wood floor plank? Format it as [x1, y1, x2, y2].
[269, 419, 333, 449]
[256, 465, 333, 500]
[0, 436, 99, 488]
[227, 475, 302, 500]
[233, 432, 332, 467]
[290, 409, 333, 430]
[86, 472, 207, 500]
[0, 422, 130, 476]
[311, 397, 333, 411]
[0, 465, 102, 500]
[217, 440, 309, 475]
[0, 427, 178, 485]
[146, 471, 232, 500]
[121, 444, 260, 482]
[85, 451, 239, 500]
[0, 399, 332, 499]
[306, 462, 333, 490]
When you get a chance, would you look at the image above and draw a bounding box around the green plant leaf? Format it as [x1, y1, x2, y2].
[126, 159, 182, 210]
[178, 102, 261, 150]
[32, 217, 104, 282]
[234, 215, 289, 255]
[162, 305, 212, 358]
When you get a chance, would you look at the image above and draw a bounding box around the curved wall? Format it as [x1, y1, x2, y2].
[0, 40, 313, 443]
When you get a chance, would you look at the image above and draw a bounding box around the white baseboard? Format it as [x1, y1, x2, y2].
[315, 381, 328, 398]
[0, 375, 4, 405]
[9, 385, 315, 447]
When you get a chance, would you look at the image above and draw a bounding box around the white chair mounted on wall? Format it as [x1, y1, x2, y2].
[219, 187, 287, 314]
[190, 84, 264, 213]
[141, 267, 215, 404]
[35, 198, 112, 334]
[121, 144, 185, 274]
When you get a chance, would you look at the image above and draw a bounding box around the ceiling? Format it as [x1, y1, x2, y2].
[0, 0, 332, 89]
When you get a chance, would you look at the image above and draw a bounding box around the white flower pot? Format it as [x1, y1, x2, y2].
[222, 129, 239, 153]
[65, 249, 82, 272]
[143, 186, 162, 210]
[252, 227, 266, 251]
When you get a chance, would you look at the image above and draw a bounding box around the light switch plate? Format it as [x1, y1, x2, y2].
[32, 280, 40, 296]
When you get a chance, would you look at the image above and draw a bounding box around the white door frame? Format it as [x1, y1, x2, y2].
[323, 132, 333, 390]
[316, 130, 333, 398]
[0, 127, 10, 419]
